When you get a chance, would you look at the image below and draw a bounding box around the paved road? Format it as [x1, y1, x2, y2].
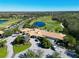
[14, 38, 71, 58]
[14, 38, 54, 58]
[4, 20, 24, 58]
[48, 38, 71, 58]
[6, 34, 17, 58]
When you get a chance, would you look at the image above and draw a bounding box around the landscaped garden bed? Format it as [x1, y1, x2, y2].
[13, 35, 31, 54]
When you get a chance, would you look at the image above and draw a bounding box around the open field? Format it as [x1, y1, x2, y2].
[30, 16, 63, 32]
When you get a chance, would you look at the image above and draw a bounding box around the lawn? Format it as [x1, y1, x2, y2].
[13, 42, 31, 54]
[30, 16, 63, 32]
[0, 18, 20, 30]
[0, 39, 7, 58]
[0, 47, 7, 58]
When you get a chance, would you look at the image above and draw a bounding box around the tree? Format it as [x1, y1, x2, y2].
[47, 52, 61, 58]
[0, 40, 6, 47]
[4, 30, 13, 37]
[23, 20, 31, 28]
[64, 35, 76, 48]
[41, 39, 52, 48]
[23, 23, 31, 28]
[75, 45, 79, 57]
[53, 12, 79, 39]
[38, 37, 52, 48]
[22, 50, 43, 58]
[12, 26, 20, 33]
[13, 35, 25, 44]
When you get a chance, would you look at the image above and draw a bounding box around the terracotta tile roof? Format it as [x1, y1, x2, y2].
[20, 28, 65, 40]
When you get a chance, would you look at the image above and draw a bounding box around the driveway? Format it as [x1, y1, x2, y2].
[14, 38, 54, 58]
[6, 34, 18, 58]
[49, 38, 71, 58]
[14, 38, 71, 58]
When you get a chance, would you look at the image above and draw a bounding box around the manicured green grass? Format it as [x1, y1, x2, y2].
[0, 18, 20, 30]
[13, 42, 31, 54]
[0, 47, 7, 58]
[30, 16, 63, 32]
[0, 40, 7, 58]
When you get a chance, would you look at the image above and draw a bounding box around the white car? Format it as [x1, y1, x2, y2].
[12, 34, 17, 37]
[53, 45, 57, 48]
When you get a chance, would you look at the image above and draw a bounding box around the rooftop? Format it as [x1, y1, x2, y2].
[20, 28, 66, 40]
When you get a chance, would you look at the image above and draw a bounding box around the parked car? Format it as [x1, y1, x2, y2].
[51, 46, 55, 51]
[65, 50, 77, 58]
[12, 34, 17, 37]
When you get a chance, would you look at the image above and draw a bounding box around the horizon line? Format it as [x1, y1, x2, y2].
[0, 10, 79, 12]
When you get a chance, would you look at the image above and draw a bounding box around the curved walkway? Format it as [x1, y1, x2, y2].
[6, 34, 17, 58]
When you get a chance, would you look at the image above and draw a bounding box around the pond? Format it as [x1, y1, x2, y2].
[0, 20, 8, 24]
[33, 21, 45, 27]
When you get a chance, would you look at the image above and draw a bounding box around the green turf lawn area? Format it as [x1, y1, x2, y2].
[0, 47, 7, 58]
[30, 16, 63, 32]
[0, 18, 20, 30]
[13, 42, 31, 54]
[0, 40, 7, 58]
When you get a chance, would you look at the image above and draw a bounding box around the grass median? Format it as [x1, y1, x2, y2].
[13, 42, 31, 54]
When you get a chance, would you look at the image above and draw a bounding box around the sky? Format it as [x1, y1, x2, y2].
[0, 0, 79, 11]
